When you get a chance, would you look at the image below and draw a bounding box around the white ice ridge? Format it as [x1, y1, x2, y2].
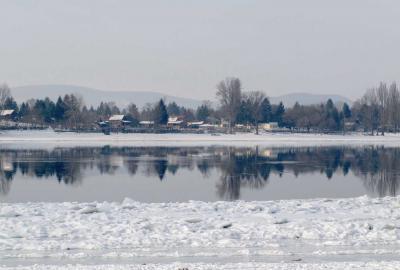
[2, 262, 400, 270]
[1, 196, 400, 265]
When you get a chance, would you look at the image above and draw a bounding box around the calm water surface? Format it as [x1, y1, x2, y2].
[0, 145, 399, 202]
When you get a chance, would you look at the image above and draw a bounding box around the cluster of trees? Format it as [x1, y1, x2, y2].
[216, 77, 285, 134]
[2, 79, 400, 133]
[1, 79, 281, 132]
[1, 91, 89, 129]
[215, 78, 400, 134]
[352, 82, 400, 135]
[283, 82, 400, 134]
[0, 84, 172, 129]
[284, 99, 349, 132]
[0, 84, 18, 112]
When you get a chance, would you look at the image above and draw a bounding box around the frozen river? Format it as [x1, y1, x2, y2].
[1, 131, 400, 269]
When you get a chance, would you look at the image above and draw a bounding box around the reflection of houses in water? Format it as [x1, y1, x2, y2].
[1, 157, 14, 172]
[259, 149, 279, 159]
[109, 155, 124, 168]
[0, 154, 16, 194]
[0, 156, 14, 195]
[98, 154, 124, 174]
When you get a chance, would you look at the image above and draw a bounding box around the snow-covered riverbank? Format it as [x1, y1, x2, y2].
[1, 196, 400, 268]
[2, 261, 400, 270]
[2, 130, 400, 147]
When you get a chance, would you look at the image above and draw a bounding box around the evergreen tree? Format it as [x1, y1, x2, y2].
[34, 98, 56, 123]
[342, 102, 352, 119]
[236, 99, 253, 124]
[181, 107, 195, 122]
[154, 99, 169, 125]
[166, 102, 181, 116]
[326, 99, 335, 111]
[54, 96, 66, 122]
[18, 102, 29, 119]
[260, 98, 272, 123]
[324, 99, 340, 130]
[196, 104, 211, 121]
[273, 102, 285, 126]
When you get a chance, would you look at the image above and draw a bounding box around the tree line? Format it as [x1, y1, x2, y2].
[214, 77, 400, 134]
[1, 79, 400, 133]
[216, 78, 400, 134]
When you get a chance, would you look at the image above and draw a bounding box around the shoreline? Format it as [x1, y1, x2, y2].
[1, 130, 400, 147]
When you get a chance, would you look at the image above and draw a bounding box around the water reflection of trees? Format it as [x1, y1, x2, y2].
[1, 146, 400, 199]
[351, 147, 400, 197]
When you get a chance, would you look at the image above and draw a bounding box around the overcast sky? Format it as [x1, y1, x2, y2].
[1, 0, 400, 100]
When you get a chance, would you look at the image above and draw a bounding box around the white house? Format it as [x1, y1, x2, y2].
[260, 122, 279, 131]
[167, 117, 184, 127]
[139, 120, 155, 128]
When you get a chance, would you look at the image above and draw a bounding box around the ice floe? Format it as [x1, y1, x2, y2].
[1, 196, 400, 265]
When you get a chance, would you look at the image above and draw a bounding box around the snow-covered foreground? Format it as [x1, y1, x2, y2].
[2, 130, 400, 147]
[1, 196, 400, 268]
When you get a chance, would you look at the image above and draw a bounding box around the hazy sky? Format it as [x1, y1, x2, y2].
[1, 0, 400, 100]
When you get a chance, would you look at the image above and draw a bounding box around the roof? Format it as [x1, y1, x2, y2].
[168, 120, 183, 125]
[188, 121, 204, 126]
[199, 124, 218, 128]
[260, 122, 279, 126]
[109, 115, 125, 121]
[139, 121, 154, 125]
[97, 121, 109, 126]
[168, 117, 179, 122]
[0, 110, 14, 116]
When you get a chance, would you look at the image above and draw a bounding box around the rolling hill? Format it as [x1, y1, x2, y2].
[11, 85, 352, 109]
[11, 85, 204, 109]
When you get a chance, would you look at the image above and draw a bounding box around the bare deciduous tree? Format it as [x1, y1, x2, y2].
[388, 82, 400, 132]
[216, 77, 242, 133]
[126, 103, 140, 119]
[246, 91, 266, 134]
[0, 83, 11, 109]
[360, 88, 380, 135]
[376, 82, 389, 135]
[358, 82, 400, 135]
[140, 103, 155, 121]
[65, 93, 85, 129]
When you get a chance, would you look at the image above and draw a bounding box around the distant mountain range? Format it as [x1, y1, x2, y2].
[11, 85, 203, 109]
[11, 85, 352, 109]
